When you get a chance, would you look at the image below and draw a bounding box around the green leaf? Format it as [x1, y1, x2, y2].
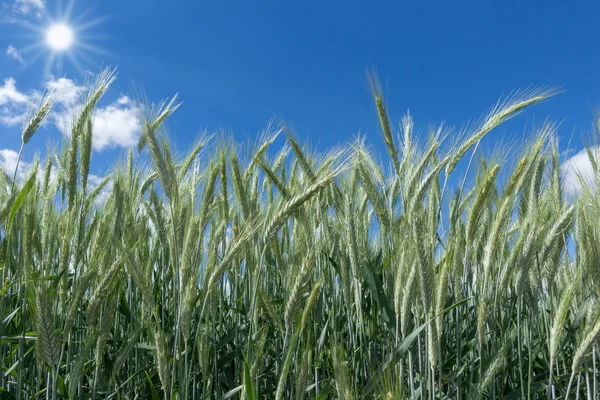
[2, 307, 19, 328]
[0, 388, 16, 400]
[57, 373, 68, 398]
[314, 384, 332, 400]
[243, 360, 256, 400]
[8, 171, 36, 231]
[221, 385, 243, 400]
[317, 313, 331, 351]
[362, 297, 473, 397]
[118, 288, 132, 321]
[361, 252, 396, 331]
[145, 370, 160, 400]
[0, 282, 15, 298]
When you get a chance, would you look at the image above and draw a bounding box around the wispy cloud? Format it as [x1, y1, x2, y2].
[561, 147, 600, 195]
[0, 77, 41, 126]
[6, 45, 23, 64]
[10, 0, 45, 17]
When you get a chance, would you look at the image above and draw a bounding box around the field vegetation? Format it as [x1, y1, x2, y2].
[0, 68, 597, 399]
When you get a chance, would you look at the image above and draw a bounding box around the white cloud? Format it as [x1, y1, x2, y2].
[1, 106, 27, 126]
[561, 147, 600, 195]
[46, 77, 86, 107]
[0, 149, 22, 176]
[91, 96, 140, 150]
[0, 77, 40, 126]
[46, 76, 87, 134]
[6, 45, 23, 64]
[0, 148, 33, 182]
[88, 174, 105, 188]
[0, 148, 58, 186]
[54, 94, 140, 151]
[12, 0, 45, 16]
[1, 74, 141, 152]
[88, 174, 113, 206]
[43, 76, 140, 152]
[0, 78, 34, 105]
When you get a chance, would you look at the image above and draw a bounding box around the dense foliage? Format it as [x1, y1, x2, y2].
[0, 68, 596, 399]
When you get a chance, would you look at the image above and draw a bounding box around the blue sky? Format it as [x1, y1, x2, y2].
[1, 0, 599, 191]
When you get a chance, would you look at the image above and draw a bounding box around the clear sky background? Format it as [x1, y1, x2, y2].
[1, 0, 599, 191]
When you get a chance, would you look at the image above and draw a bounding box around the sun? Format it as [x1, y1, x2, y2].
[46, 23, 75, 51]
[11, 1, 110, 76]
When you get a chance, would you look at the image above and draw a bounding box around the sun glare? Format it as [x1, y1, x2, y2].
[46, 23, 75, 51]
[14, 0, 109, 75]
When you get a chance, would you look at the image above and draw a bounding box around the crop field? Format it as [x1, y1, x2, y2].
[0, 68, 597, 399]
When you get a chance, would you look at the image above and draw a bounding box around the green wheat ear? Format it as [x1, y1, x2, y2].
[22, 90, 56, 146]
[11, 89, 56, 187]
[366, 68, 400, 175]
